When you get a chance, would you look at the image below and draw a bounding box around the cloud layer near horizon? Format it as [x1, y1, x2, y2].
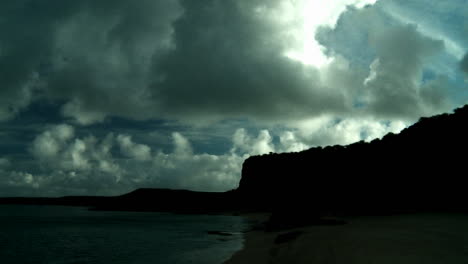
[0, 118, 409, 196]
[0, 0, 466, 196]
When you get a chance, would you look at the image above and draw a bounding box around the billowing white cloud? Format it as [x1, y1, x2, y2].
[31, 124, 74, 159]
[172, 132, 193, 156]
[232, 129, 275, 155]
[278, 131, 310, 153]
[318, 4, 457, 119]
[288, 116, 407, 147]
[117, 135, 151, 161]
[30, 125, 123, 187]
[2, 125, 247, 195]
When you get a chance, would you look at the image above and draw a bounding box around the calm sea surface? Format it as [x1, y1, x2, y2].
[0, 205, 248, 264]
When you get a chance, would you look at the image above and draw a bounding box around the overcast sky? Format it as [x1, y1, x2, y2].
[0, 0, 466, 197]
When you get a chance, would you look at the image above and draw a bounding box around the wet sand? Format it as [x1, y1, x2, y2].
[226, 213, 468, 264]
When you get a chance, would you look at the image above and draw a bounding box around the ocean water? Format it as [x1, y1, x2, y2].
[0, 205, 248, 264]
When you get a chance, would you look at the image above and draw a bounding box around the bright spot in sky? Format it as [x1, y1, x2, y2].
[284, 0, 378, 67]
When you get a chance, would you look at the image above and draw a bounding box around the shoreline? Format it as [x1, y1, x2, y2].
[225, 213, 468, 263]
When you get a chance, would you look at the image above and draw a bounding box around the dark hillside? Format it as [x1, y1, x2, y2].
[238, 106, 468, 216]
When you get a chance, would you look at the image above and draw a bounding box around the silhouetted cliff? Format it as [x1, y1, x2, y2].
[237, 105, 468, 216]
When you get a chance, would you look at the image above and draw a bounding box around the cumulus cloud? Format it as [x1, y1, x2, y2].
[150, 134, 244, 192]
[288, 116, 407, 147]
[172, 132, 193, 156]
[2, 125, 248, 195]
[232, 129, 275, 155]
[278, 132, 310, 153]
[364, 24, 448, 118]
[0, 116, 414, 196]
[30, 125, 122, 185]
[117, 135, 151, 161]
[31, 124, 74, 159]
[317, 5, 454, 120]
[0, 167, 41, 197]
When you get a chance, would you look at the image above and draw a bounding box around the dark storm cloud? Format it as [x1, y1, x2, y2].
[0, 0, 181, 123]
[50, 0, 354, 123]
[1, 0, 354, 124]
[46, 0, 182, 124]
[150, 0, 349, 121]
[0, 1, 74, 120]
[0, 0, 458, 125]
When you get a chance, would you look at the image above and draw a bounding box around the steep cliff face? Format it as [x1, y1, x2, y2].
[237, 106, 468, 213]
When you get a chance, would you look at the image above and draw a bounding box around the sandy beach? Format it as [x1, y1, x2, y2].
[226, 213, 468, 264]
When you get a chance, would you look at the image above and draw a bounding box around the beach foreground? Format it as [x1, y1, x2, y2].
[226, 213, 468, 264]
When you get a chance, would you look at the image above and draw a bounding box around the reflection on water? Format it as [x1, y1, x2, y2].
[0, 205, 247, 264]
